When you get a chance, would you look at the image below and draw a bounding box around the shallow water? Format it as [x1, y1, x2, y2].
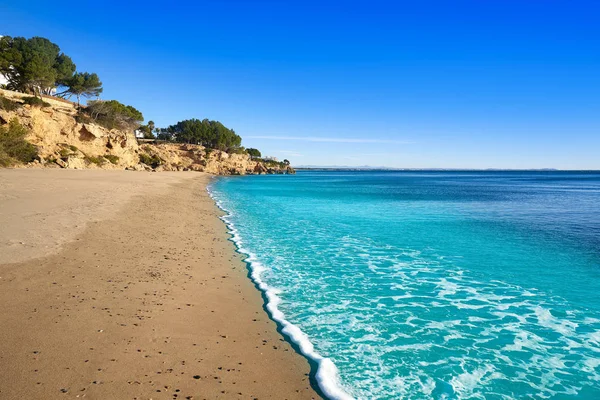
[210, 171, 600, 399]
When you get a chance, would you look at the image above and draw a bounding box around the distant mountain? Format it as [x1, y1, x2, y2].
[295, 165, 563, 171]
[295, 165, 392, 170]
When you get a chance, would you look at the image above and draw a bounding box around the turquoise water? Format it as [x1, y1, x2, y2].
[209, 171, 600, 399]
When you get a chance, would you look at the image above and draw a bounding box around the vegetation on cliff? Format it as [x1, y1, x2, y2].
[78, 100, 144, 131]
[260, 158, 293, 170]
[22, 96, 51, 108]
[58, 72, 103, 107]
[0, 118, 38, 167]
[0, 94, 19, 111]
[137, 120, 158, 139]
[138, 149, 163, 169]
[0, 34, 293, 170]
[246, 148, 261, 159]
[0, 36, 94, 99]
[0, 93, 294, 174]
[158, 119, 242, 151]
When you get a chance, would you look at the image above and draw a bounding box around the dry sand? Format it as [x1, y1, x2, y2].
[0, 169, 319, 399]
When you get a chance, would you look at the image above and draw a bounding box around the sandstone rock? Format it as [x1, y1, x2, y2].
[80, 124, 103, 141]
[0, 88, 297, 176]
[65, 156, 86, 170]
[254, 163, 268, 174]
[0, 89, 140, 169]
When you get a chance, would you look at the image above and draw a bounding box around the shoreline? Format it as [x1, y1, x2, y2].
[208, 184, 351, 400]
[0, 169, 318, 399]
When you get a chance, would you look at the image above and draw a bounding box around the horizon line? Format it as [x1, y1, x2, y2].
[293, 166, 600, 171]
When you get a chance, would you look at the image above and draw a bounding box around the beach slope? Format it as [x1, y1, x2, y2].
[0, 169, 317, 399]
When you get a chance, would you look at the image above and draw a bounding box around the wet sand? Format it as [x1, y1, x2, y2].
[0, 169, 318, 399]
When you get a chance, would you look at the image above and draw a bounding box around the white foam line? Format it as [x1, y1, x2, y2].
[207, 184, 354, 400]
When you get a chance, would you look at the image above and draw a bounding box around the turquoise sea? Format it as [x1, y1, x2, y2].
[209, 171, 600, 399]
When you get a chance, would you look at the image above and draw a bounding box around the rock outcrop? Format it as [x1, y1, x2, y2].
[135, 143, 293, 175]
[0, 89, 295, 175]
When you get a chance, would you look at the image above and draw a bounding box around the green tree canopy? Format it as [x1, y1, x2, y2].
[0, 36, 76, 95]
[138, 120, 156, 139]
[156, 128, 173, 141]
[54, 53, 76, 87]
[246, 148, 261, 158]
[59, 72, 103, 107]
[0, 36, 22, 81]
[166, 118, 242, 151]
[84, 100, 144, 131]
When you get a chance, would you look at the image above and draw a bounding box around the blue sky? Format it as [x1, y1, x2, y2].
[2, 0, 599, 169]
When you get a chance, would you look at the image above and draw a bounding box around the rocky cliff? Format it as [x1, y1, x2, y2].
[0, 89, 294, 175]
[139, 143, 295, 175]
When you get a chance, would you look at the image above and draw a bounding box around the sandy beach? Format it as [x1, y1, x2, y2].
[0, 169, 318, 399]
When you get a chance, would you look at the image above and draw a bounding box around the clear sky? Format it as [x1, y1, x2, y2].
[2, 0, 599, 169]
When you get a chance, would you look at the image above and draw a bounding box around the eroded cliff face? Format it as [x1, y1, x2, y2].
[142, 143, 295, 175]
[0, 89, 294, 175]
[0, 89, 140, 170]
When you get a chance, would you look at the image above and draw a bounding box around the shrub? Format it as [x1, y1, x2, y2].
[0, 118, 38, 166]
[246, 147, 261, 158]
[139, 152, 162, 168]
[57, 144, 79, 159]
[74, 112, 93, 125]
[0, 151, 13, 166]
[260, 158, 288, 169]
[22, 96, 51, 108]
[104, 154, 119, 164]
[228, 146, 247, 155]
[59, 148, 72, 158]
[84, 155, 105, 165]
[0, 95, 19, 111]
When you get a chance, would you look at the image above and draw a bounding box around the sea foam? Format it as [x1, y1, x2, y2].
[207, 185, 354, 400]
[207, 171, 600, 399]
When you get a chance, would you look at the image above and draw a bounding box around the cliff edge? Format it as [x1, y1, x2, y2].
[0, 89, 294, 175]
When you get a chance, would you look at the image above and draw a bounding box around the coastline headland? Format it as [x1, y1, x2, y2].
[0, 88, 294, 175]
[0, 169, 317, 399]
